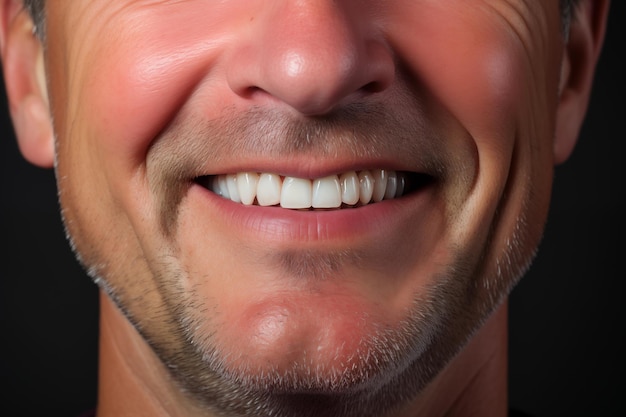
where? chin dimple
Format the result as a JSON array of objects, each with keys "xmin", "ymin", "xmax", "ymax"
[{"xmin": 199, "ymin": 170, "xmax": 421, "ymax": 210}]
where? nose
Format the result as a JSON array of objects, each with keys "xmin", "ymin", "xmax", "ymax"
[{"xmin": 226, "ymin": 1, "xmax": 395, "ymax": 116}]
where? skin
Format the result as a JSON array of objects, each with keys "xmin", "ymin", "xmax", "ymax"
[{"xmin": 0, "ymin": 0, "xmax": 609, "ymax": 416}]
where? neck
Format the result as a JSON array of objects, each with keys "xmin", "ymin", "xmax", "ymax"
[
  {"xmin": 96, "ymin": 292, "xmax": 204, "ymax": 417},
  {"xmin": 95, "ymin": 292, "xmax": 509, "ymax": 417},
  {"xmin": 400, "ymin": 301, "xmax": 509, "ymax": 417}
]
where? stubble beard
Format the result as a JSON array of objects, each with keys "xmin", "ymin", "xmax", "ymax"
[
  {"xmin": 98, "ymin": 210, "xmax": 531, "ymax": 417},
  {"xmin": 126, "ymin": 247, "xmax": 478, "ymax": 417}
]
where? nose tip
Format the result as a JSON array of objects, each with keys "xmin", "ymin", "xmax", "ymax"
[
  {"xmin": 262, "ymin": 43, "xmax": 394, "ymax": 115},
  {"xmin": 226, "ymin": 3, "xmax": 395, "ymax": 116}
]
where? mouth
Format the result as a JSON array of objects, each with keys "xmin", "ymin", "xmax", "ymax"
[{"xmin": 195, "ymin": 169, "xmax": 433, "ymax": 210}]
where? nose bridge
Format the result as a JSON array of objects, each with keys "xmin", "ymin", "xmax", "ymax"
[{"xmin": 226, "ymin": 1, "xmax": 394, "ymax": 115}]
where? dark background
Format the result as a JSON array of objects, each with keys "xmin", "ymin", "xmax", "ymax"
[{"xmin": 1, "ymin": 3, "xmax": 624, "ymax": 416}]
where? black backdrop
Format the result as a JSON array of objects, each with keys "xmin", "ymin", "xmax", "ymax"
[{"xmin": 1, "ymin": 3, "xmax": 624, "ymax": 416}]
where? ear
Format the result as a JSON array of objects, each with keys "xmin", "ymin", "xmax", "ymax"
[
  {"xmin": 1, "ymin": 0, "xmax": 54, "ymax": 168},
  {"xmin": 554, "ymin": 0, "xmax": 610, "ymax": 165}
]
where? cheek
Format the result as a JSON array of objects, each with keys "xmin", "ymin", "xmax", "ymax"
[
  {"xmin": 389, "ymin": 7, "xmax": 526, "ymax": 151},
  {"xmin": 439, "ymin": 44, "xmax": 523, "ymax": 138},
  {"xmin": 387, "ymin": 6, "xmax": 536, "ymax": 244},
  {"xmin": 385, "ymin": 5, "xmax": 554, "ymax": 277},
  {"xmin": 72, "ymin": 3, "xmax": 253, "ymax": 178},
  {"xmin": 85, "ymin": 33, "xmax": 216, "ymax": 171},
  {"xmin": 44, "ymin": 4, "xmax": 252, "ymax": 272}
]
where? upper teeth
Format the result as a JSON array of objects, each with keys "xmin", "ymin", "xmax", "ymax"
[{"xmin": 209, "ymin": 170, "xmax": 406, "ymax": 209}]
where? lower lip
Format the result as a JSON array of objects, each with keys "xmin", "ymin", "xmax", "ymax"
[{"xmin": 190, "ymin": 183, "xmax": 434, "ymax": 245}]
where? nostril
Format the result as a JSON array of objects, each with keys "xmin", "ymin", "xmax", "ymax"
[
  {"xmin": 240, "ymin": 86, "xmax": 265, "ymax": 100},
  {"xmin": 362, "ymin": 81, "xmax": 388, "ymax": 94}
]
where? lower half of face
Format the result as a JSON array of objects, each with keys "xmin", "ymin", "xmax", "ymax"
[
  {"xmin": 57, "ymin": 108, "xmax": 553, "ymax": 417},
  {"xmin": 49, "ymin": 1, "xmax": 562, "ymax": 415}
]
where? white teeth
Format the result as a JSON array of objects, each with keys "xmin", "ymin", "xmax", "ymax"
[
  {"xmin": 208, "ymin": 170, "xmax": 409, "ymax": 209},
  {"xmin": 312, "ymin": 175, "xmax": 342, "ymax": 208},
  {"xmin": 340, "ymin": 171, "xmax": 359, "ymax": 205},
  {"xmin": 371, "ymin": 169, "xmax": 387, "ymax": 202},
  {"xmin": 358, "ymin": 170, "xmax": 374, "ymax": 205},
  {"xmin": 226, "ymin": 174, "xmax": 240, "ymax": 203},
  {"xmin": 281, "ymin": 177, "xmax": 312, "ymax": 209},
  {"xmin": 237, "ymin": 172, "xmax": 259, "ymax": 205},
  {"xmin": 213, "ymin": 175, "xmax": 230, "ymax": 198},
  {"xmin": 384, "ymin": 170, "xmax": 397, "ymax": 200},
  {"xmin": 256, "ymin": 173, "xmax": 282, "ymax": 206}
]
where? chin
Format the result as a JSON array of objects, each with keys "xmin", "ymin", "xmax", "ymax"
[{"xmin": 202, "ymin": 292, "xmax": 437, "ymax": 394}]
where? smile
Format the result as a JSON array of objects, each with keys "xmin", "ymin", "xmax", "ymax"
[{"xmin": 199, "ymin": 170, "xmax": 431, "ymax": 209}]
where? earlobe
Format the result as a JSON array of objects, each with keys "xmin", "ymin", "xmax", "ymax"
[
  {"xmin": 554, "ymin": 0, "xmax": 610, "ymax": 165},
  {"xmin": 1, "ymin": 2, "xmax": 54, "ymax": 168}
]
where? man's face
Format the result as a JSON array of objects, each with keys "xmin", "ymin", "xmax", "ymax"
[{"xmin": 45, "ymin": 0, "xmax": 564, "ymax": 415}]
